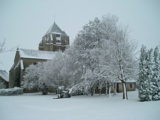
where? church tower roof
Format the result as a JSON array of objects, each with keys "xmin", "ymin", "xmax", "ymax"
[{"xmin": 46, "ymin": 22, "xmax": 66, "ymax": 35}]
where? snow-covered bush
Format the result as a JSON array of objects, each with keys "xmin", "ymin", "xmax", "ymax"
[
  {"xmin": 22, "ymin": 63, "xmax": 43, "ymax": 92},
  {"xmin": 0, "ymin": 87, "xmax": 23, "ymax": 95},
  {"xmin": 69, "ymin": 81, "xmax": 91, "ymax": 96},
  {"xmin": 22, "ymin": 52, "xmax": 73, "ymax": 92}
]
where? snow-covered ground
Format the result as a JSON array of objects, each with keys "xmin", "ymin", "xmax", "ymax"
[{"xmin": 0, "ymin": 91, "xmax": 160, "ymax": 120}]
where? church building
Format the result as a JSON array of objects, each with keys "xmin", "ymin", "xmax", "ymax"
[
  {"xmin": 9, "ymin": 22, "xmax": 136, "ymax": 93},
  {"xmin": 9, "ymin": 22, "xmax": 69, "ymax": 88}
]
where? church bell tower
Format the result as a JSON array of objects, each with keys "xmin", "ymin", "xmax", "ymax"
[{"xmin": 39, "ymin": 22, "xmax": 69, "ymax": 51}]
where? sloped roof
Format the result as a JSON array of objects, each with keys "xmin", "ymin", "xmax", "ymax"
[
  {"xmin": 19, "ymin": 48, "xmax": 58, "ymax": 60},
  {"xmin": 46, "ymin": 22, "xmax": 67, "ymax": 35},
  {"xmin": 116, "ymin": 79, "xmax": 136, "ymax": 83},
  {"xmin": 0, "ymin": 70, "xmax": 9, "ymax": 82}
]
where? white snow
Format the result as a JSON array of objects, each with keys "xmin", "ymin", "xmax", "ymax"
[
  {"xmin": 19, "ymin": 48, "xmax": 57, "ymax": 60},
  {"xmin": 0, "ymin": 87, "xmax": 23, "ymax": 95},
  {"xmin": 116, "ymin": 79, "xmax": 136, "ymax": 83},
  {"xmin": 0, "ymin": 91, "xmax": 160, "ymax": 120},
  {"xmin": 0, "ymin": 50, "xmax": 16, "ymax": 72},
  {"xmin": 14, "ymin": 60, "xmax": 20, "ymax": 70},
  {"xmin": 0, "ymin": 70, "xmax": 9, "ymax": 82}
]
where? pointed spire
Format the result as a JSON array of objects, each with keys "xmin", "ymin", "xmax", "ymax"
[
  {"xmin": 17, "ymin": 47, "xmax": 19, "ymax": 51},
  {"xmin": 46, "ymin": 22, "xmax": 66, "ymax": 35}
]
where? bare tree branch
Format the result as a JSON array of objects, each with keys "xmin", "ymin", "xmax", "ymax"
[{"xmin": 0, "ymin": 40, "xmax": 5, "ymax": 53}]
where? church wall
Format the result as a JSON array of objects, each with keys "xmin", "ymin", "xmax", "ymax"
[
  {"xmin": 9, "ymin": 68, "xmax": 14, "ymax": 88},
  {"xmin": 9, "ymin": 50, "xmax": 21, "ymax": 88},
  {"xmin": 9, "ymin": 64, "xmax": 21, "ymax": 88},
  {"xmin": 14, "ymin": 50, "xmax": 20, "ymax": 65},
  {"xmin": 0, "ymin": 78, "xmax": 8, "ymax": 89},
  {"xmin": 22, "ymin": 58, "xmax": 47, "ymax": 69}
]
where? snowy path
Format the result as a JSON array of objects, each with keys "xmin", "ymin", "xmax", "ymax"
[{"xmin": 0, "ymin": 91, "xmax": 160, "ymax": 120}]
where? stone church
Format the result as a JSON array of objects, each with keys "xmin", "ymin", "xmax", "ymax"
[
  {"xmin": 9, "ymin": 22, "xmax": 136, "ymax": 92},
  {"xmin": 9, "ymin": 22, "xmax": 69, "ymax": 88}
]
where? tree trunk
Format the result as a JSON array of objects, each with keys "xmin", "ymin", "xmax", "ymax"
[
  {"xmin": 122, "ymin": 82, "xmax": 128, "ymax": 99},
  {"xmin": 99, "ymin": 88, "xmax": 101, "ymax": 95},
  {"xmin": 113, "ymin": 83, "xmax": 117, "ymax": 95},
  {"xmin": 93, "ymin": 88, "xmax": 95, "ymax": 95},
  {"xmin": 91, "ymin": 87, "xmax": 94, "ymax": 96},
  {"xmin": 105, "ymin": 87, "xmax": 107, "ymax": 95},
  {"xmin": 108, "ymin": 85, "xmax": 111, "ymax": 97},
  {"xmin": 107, "ymin": 82, "xmax": 110, "ymax": 96},
  {"xmin": 125, "ymin": 82, "xmax": 128, "ymax": 99}
]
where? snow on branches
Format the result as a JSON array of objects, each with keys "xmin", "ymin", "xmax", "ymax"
[
  {"xmin": 138, "ymin": 46, "xmax": 160, "ymax": 101},
  {"xmin": 22, "ymin": 15, "xmax": 137, "ymax": 99}
]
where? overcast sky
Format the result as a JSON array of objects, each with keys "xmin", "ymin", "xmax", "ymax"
[{"xmin": 0, "ymin": 0, "xmax": 160, "ymax": 71}]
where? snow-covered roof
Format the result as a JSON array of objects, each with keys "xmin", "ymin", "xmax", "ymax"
[
  {"xmin": 19, "ymin": 48, "xmax": 57, "ymax": 60},
  {"xmin": 46, "ymin": 22, "xmax": 67, "ymax": 35},
  {"xmin": 0, "ymin": 70, "xmax": 9, "ymax": 82},
  {"xmin": 116, "ymin": 79, "xmax": 136, "ymax": 83}
]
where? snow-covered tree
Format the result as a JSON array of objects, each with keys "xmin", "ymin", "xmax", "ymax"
[
  {"xmin": 22, "ymin": 15, "xmax": 137, "ymax": 99},
  {"xmin": 108, "ymin": 27, "xmax": 137, "ymax": 99},
  {"xmin": 72, "ymin": 18, "xmax": 103, "ymax": 95},
  {"xmin": 138, "ymin": 46, "xmax": 160, "ymax": 101},
  {"xmin": 146, "ymin": 49, "xmax": 154, "ymax": 100},
  {"xmin": 39, "ymin": 52, "xmax": 66, "ymax": 89},
  {"xmin": 151, "ymin": 47, "xmax": 160, "ymax": 100},
  {"xmin": 22, "ymin": 62, "xmax": 44, "ymax": 91},
  {"xmin": 138, "ymin": 46, "xmax": 150, "ymax": 101},
  {"xmin": 72, "ymin": 15, "xmax": 137, "ymax": 98}
]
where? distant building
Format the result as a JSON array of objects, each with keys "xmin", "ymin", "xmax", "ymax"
[
  {"xmin": 9, "ymin": 48, "xmax": 57, "ymax": 88},
  {"xmin": 71, "ymin": 80, "xmax": 136, "ymax": 95},
  {"xmin": 9, "ymin": 22, "xmax": 69, "ymax": 88},
  {"xmin": 115, "ymin": 80, "xmax": 136, "ymax": 92},
  {"xmin": 0, "ymin": 70, "xmax": 9, "ymax": 89},
  {"xmin": 93, "ymin": 80, "xmax": 136, "ymax": 94},
  {"xmin": 39, "ymin": 22, "xmax": 69, "ymax": 51}
]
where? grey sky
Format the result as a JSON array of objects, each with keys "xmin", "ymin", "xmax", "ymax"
[{"xmin": 0, "ymin": 0, "xmax": 160, "ymax": 71}]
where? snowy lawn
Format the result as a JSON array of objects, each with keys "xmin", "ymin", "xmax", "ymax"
[{"xmin": 0, "ymin": 91, "xmax": 160, "ymax": 120}]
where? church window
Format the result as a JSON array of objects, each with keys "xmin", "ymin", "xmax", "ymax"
[
  {"xmin": 56, "ymin": 34, "xmax": 61, "ymax": 41},
  {"xmin": 50, "ymin": 34, "xmax": 53, "ymax": 40}
]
